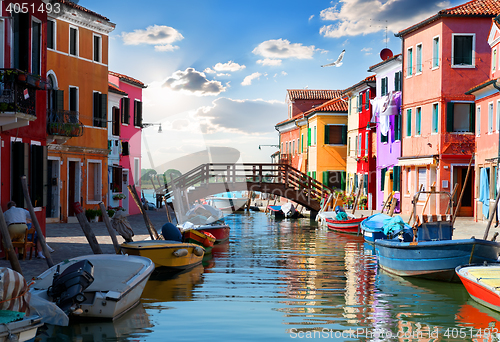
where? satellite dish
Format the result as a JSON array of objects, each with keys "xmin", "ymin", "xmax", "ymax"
[{"xmin": 380, "ymin": 48, "xmax": 393, "ymax": 61}]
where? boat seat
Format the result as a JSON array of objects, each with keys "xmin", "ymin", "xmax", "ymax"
[
  {"xmin": 416, "ymin": 214, "xmax": 452, "ymax": 226},
  {"xmin": 85, "ymin": 260, "xmax": 144, "ymax": 293}
]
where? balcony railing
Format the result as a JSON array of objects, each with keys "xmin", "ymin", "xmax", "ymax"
[
  {"xmin": 47, "ymin": 109, "xmax": 84, "ymax": 137},
  {"xmin": 0, "ymin": 69, "xmax": 40, "ymax": 116}
]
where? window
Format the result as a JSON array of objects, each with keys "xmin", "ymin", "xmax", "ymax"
[
  {"xmin": 312, "ymin": 171, "xmax": 316, "ymax": 180},
  {"xmin": 365, "ymin": 132, "xmax": 368, "ymax": 156},
  {"xmin": 381, "ymin": 168, "xmax": 387, "ymax": 191},
  {"xmin": 93, "ymin": 92, "xmax": 107, "ymax": 128},
  {"xmin": 416, "ymin": 43, "xmax": 422, "ymax": 74},
  {"xmin": 493, "ymin": 49, "xmax": 497, "ymax": 73},
  {"xmin": 407, "ymin": 47, "xmax": 413, "ymax": 76},
  {"xmin": 394, "ymin": 71, "xmax": 402, "ymax": 91},
  {"xmin": 121, "ymin": 97, "xmax": 130, "ymax": 125},
  {"xmin": 313, "ymin": 126, "xmax": 316, "ymax": 145},
  {"xmin": 489, "ymin": 102, "xmax": 494, "ymax": 133},
  {"xmin": 357, "ymin": 94, "xmax": 362, "ymax": 112},
  {"xmin": 324, "ymin": 125, "xmax": 347, "ymax": 145},
  {"xmin": 418, "ymin": 167, "xmax": 427, "ymax": 201},
  {"xmin": 31, "ymin": 19, "xmax": 41, "ymax": 75},
  {"xmin": 69, "ymin": 26, "xmax": 78, "ymax": 56},
  {"xmin": 87, "ymin": 161, "xmax": 102, "ymax": 202},
  {"xmin": 30, "ymin": 144, "xmax": 46, "ymax": 207},
  {"xmin": 416, "ymin": 107, "xmax": 421, "ymax": 136},
  {"xmin": 432, "ymin": 103, "xmax": 439, "ymax": 133},
  {"xmin": 307, "ymin": 128, "xmax": 311, "ymax": 146},
  {"xmin": 348, "ymin": 137, "xmax": 351, "ymax": 155},
  {"xmin": 357, "ymin": 134, "xmax": 361, "ymax": 156},
  {"xmin": 292, "ymin": 140, "xmax": 295, "ymax": 155},
  {"xmin": 446, "ymin": 102, "xmax": 475, "ymax": 133},
  {"xmin": 69, "ymin": 86, "xmax": 78, "ymax": 112},
  {"xmin": 122, "ymin": 141, "xmax": 129, "ymax": 156},
  {"xmin": 13, "ymin": 13, "xmax": 29, "ymax": 71},
  {"xmin": 393, "ymin": 166, "xmax": 401, "ymax": 192},
  {"xmin": 301, "ymin": 134, "xmax": 304, "ymax": 152},
  {"xmin": 93, "ymin": 34, "xmax": 101, "ymax": 63},
  {"xmin": 497, "ymin": 100, "xmax": 500, "ymax": 132},
  {"xmin": 452, "ymin": 34, "xmax": 474, "ymax": 67},
  {"xmin": 288, "ymin": 104, "xmax": 292, "ymax": 118},
  {"xmin": 112, "ymin": 106, "xmax": 120, "ymax": 136},
  {"xmin": 394, "ymin": 114, "xmax": 402, "ymax": 140},
  {"xmin": 111, "ymin": 166, "xmax": 123, "ymax": 193},
  {"xmin": 323, "ymin": 171, "xmax": 346, "ymax": 190},
  {"xmin": 381, "ymin": 132, "xmax": 388, "ymax": 143},
  {"xmin": 134, "ymin": 100, "xmax": 143, "ymax": 127},
  {"xmin": 47, "ymin": 19, "xmax": 56, "ymax": 50},
  {"xmin": 477, "ymin": 105, "xmax": 481, "ymax": 136},
  {"xmin": 365, "ymin": 91, "xmax": 369, "ymax": 110},
  {"xmin": 381, "ymin": 77, "xmax": 388, "ymax": 96},
  {"xmin": 134, "ymin": 158, "xmax": 140, "ymax": 186},
  {"xmin": 433, "ymin": 36, "xmax": 439, "ymax": 68},
  {"xmin": 406, "ymin": 168, "xmax": 412, "ymax": 194},
  {"xmin": 406, "ymin": 109, "xmax": 412, "ymax": 136}
]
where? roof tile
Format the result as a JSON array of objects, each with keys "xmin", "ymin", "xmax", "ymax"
[
  {"xmin": 109, "ymin": 71, "xmax": 147, "ymax": 88},
  {"xmin": 108, "ymin": 82, "xmax": 128, "ymax": 95},
  {"xmin": 287, "ymin": 89, "xmax": 342, "ymax": 101},
  {"xmin": 54, "ymin": 0, "xmax": 110, "ymax": 21}
]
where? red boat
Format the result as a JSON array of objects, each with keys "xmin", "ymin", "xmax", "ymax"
[
  {"xmin": 197, "ymin": 224, "xmax": 230, "ymax": 243},
  {"xmin": 456, "ymin": 264, "xmax": 500, "ymax": 312},
  {"xmin": 324, "ymin": 216, "xmax": 365, "ymax": 234}
]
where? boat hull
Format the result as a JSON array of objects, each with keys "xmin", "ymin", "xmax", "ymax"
[
  {"xmin": 456, "ymin": 264, "xmax": 500, "ymax": 312},
  {"xmin": 325, "ymin": 217, "xmax": 365, "ymax": 234},
  {"xmin": 182, "ymin": 229, "xmax": 215, "ymax": 250},
  {"xmin": 121, "ymin": 240, "xmax": 204, "ymax": 269},
  {"xmin": 375, "ymin": 239, "xmax": 500, "ymax": 282},
  {"xmin": 196, "ymin": 224, "xmax": 230, "ymax": 243},
  {"xmin": 0, "ymin": 316, "xmax": 42, "ymax": 342},
  {"xmin": 31, "ymin": 254, "xmax": 154, "ymax": 320},
  {"xmin": 208, "ymin": 197, "xmax": 248, "ymax": 211}
]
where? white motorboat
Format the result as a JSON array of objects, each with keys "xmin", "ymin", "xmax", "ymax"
[
  {"xmin": 206, "ymin": 194, "xmax": 248, "ymax": 211},
  {"xmin": 30, "ymin": 254, "xmax": 154, "ymax": 320},
  {"xmin": 0, "ymin": 314, "xmax": 43, "ymax": 342}
]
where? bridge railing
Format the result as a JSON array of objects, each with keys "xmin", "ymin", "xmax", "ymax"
[{"xmin": 164, "ymin": 163, "xmax": 332, "ymax": 205}]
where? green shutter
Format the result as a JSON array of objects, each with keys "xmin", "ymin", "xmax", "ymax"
[
  {"xmin": 446, "ymin": 102, "xmax": 454, "ymax": 132},
  {"xmin": 93, "ymin": 92, "xmax": 100, "ymax": 126},
  {"xmin": 365, "ymin": 91, "xmax": 369, "ymax": 109},
  {"xmin": 406, "ymin": 109, "xmax": 412, "ymax": 136},
  {"xmin": 381, "ymin": 78, "xmax": 385, "ymax": 96},
  {"xmin": 393, "ymin": 166, "xmax": 401, "ymax": 192},
  {"xmin": 308, "ymin": 128, "xmax": 311, "ymax": 146},
  {"xmin": 100, "ymin": 93, "xmax": 107, "ymax": 128},
  {"xmin": 416, "ymin": 108, "xmax": 421, "ymax": 135},
  {"xmin": 301, "ymin": 134, "xmax": 304, "ymax": 152},
  {"xmin": 381, "ymin": 167, "xmax": 387, "ymax": 191},
  {"xmin": 314, "ymin": 126, "xmax": 317, "ymax": 144},
  {"xmin": 341, "ymin": 125, "xmax": 347, "ymax": 145},
  {"xmin": 340, "ymin": 171, "xmax": 346, "ymax": 191},
  {"xmin": 313, "ymin": 171, "xmax": 316, "ymax": 180},
  {"xmin": 324, "ymin": 125, "xmax": 330, "ymax": 144},
  {"xmin": 394, "ymin": 115, "xmax": 401, "ymax": 140},
  {"xmin": 307, "ymin": 171, "xmax": 311, "ymax": 177},
  {"xmin": 470, "ymin": 103, "xmax": 476, "ymax": 133},
  {"xmin": 381, "ymin": 133, "xmax": 388, "ymax": 143},
  {"xmin": 432, "ymin": 104, "xmax": 438, "ymax": 133},
  {"xmin": 323, "ymin": 171, "xmax": 329, "ymax": 187},
  {"xmin": 54, "ymin": 90, "xmax": 64, "ymax": 111}
]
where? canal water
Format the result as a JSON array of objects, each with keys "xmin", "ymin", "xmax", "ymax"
[{"xmin": 42, "ymin": 211, "xmax": 500, "ymax": 341}]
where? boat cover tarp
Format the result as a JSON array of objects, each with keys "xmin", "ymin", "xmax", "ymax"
[
  {"xmin": 111, "ymin": 211, "xmax": 135, "ymax": 242},
  {"xmin": 336, "ymin": 212, "xmax": 348, "ymax": 221},
  {"xmin": 361, "ymin": 213, "xmax": 392, "ymax": 230},
  {"xmin": 0, "ymin": 310, "xmax": 24, "ymax": 324},
  {"xmin": 383, "ymin": 216, "xmax": 408, "ymax": 235},
  {"xmin": 0, "ymin": 268, "xmax": 30, "ymax": 314}
]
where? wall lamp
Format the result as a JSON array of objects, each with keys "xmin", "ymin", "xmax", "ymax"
[
  {"xmin": 259, "ymin": 144, "xmax": 279, "ymax": 150},
  {"xmin": 142, "ymin": 122, "xmax": 162, "ymax": 133}
]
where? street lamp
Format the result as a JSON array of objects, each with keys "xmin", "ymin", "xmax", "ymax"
[
  {"xmin": 258, "ymin": 144, "xmax": 279, "ymax": 150},
  {"xmin": 142, "ymin": 122, "xmax": 162, "ymax": 133}
]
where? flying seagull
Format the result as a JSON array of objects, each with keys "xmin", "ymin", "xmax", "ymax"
[{"xmin": 321, "ymin": 50, "xmax": 345, "ymax": 67}]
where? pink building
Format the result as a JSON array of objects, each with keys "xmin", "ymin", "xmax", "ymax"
[
  {"xmin": 396, "ymin": 0, "xmax": 500, "ymax": 217},
  {"xmin": 108, "ymin": 71, "xmax": 146, "ymax": 215},
  {"xmin": 467, "ymin": 16, "xmax": 500, "ymax": 221}
]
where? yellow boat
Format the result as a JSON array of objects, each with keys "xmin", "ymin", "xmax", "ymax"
[{"xmin": 120, "ymin": 240, "xmax": 204, "ymax": 269}]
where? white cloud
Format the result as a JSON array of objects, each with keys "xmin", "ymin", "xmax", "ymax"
[
  {"xmin": 121, "ymin": 25, "xmax": 184, "ymax": 51},
  {"xmin": 252, "ymin": 39, "xmax": 317, "ymax": 61},
  {"xmin": 257, "ymin": 58, "xmax": 282, "ymax": 66},
  {"xmin": 195, "ymin": 97, "xmax": 286, "ymax": 134},
  {"xmin": 204, "ymin": 68, "xmax": 216, "ymax": 74},
  {"xmin": 213, "ymin": 61, "xmax": 246, "ymax": 72},
  {"xmin": 361, "ymin": 47, "xmax": 373, "ymax": 55},
  {"xmin": 309, "ymin": 15, "xmax": 315, "ymax": 21},
  {"xmin": 319, "ymin": 0, "xmax": 451, "ymax": 38},
  {"xmin": 241, "ymin": 72, "xmax": 262, "ymax": 86},
  {"xmin": 163, "ymin": 68, "xmax": 226, "ymax": 96}
]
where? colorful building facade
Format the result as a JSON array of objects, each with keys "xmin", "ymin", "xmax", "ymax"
[
  {"xmin": 342, "ymin": 76, "xmax": 377, "ymax": 209},
  {"xmin": 46, "ymin": 1, "xmax": 115, "ymax": 222},
  {"xmin": 368, "ymin": 54, "xmax": 403, "ymax": 212},
  {"xmin": 0, "ymin": 0, "xmax": 48, "ymax": 232},
  {"xmin": 396, "ymin": 1, "xmax": 500, "ymax": 216},
  {"xmin": 108, "ymin": 71, "xmax": 146, "ymax": 216}
]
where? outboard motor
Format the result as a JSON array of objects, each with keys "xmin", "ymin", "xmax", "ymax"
[{"xmin": 47, "ymin": 259, "xmax": 94, "ymax": 315}]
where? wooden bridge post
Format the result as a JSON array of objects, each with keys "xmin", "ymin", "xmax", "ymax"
[
  {"xmin": 284, "ymin": 165, "xmax": 289, "ymax": 188},
  {"xmin": 253, "ymin": 165, "xmax": 256, "ymax": 182},
  {"xmin": 259, "ymin": 165, "xmax": 263, "ymax": 183}
]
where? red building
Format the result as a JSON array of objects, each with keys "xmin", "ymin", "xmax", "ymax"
[{"xmin": 0, "ymin": 1, "xmax": 48, "ymax": 232}]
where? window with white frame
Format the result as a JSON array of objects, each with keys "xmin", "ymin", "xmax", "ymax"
[
  {"xmin": 69, "ymin": 86, "xmax": 78, "ymax": 113},
  {"xmin": 31, "ymin": 18, "xmax": 41, "ymax": 75},
  {"xmin": 288, "ymin": 104, "xmax": 292, "ymax": 118},
  {"xmin": 452, "ymin": 34, "xmax": 475, "ymax": 67},
  {"xmin": 69, "ymin": 26, "xmax": 78, "ymax": 56},
  {"xmin": 407, "ymin": 47, "xmax": 413, "ymax": 76},
  {"xmin": 416, "ymin": 107, "xmax": 422, "ymax": 136},
  {"xmin": 406, "ymin": 168, "xmax": 412, "ymax": 194},
  {"xmin": 357, "ymin": 134, "xmax": 361, "ymax": 156},
  {"xmin": 93, "ymin": 34, "xmax": 101, "ymax": 63},
  {"xmin": 432, "ymin": 36, "xmax": 439, "ymax": 68},
  {"xmin": 432, "ymin": 103, "xmax": 439, "ymax": 133},
  {"xmin": 477, "ymin": 105, "xmax": 481, "ymax": 136},
  {"xmin": 416, "ymin": 43, "xmax": 422, "ymax": 74},
  {"xmin": 47, "ymin": 19, "xmax": 56, "ymax": 50},
  {"xmin": 489, "ymin": 102, "xmax": 494, "ymax": 133},
  {"xmin": 493, "ymin": 48, "xmax": 497, "ymax": 73},
  {"xmin": 417, "ymin": 167, "xmax": 427, "ymax": 201},
  {"xmin": 365, "ymin": 132, "xmax": 368, "ymax": 156}
]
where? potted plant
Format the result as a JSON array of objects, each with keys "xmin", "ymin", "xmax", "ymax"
[
  {"xmin": 113, "ymin": 193, "xmax": 126, "ymax": 200},
  {"xmin": 359, "ymin": 195, "xmax": 368, "ymax": 210},
  {"xmin": 85, "ymin": 208, "xmax": 98, "ymax": 222}
]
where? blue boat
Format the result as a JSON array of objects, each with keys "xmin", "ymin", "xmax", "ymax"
[
  {"xmin": 375, "ymin": 190, "xmax": 500, "ymax": 282},
  {"xmin": 361, "ymin": 213, "xmax": 412, "ymax": 244}
]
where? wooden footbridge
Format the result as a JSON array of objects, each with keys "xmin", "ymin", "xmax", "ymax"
[{"xmin": 161, "ymin": 163, "xmax": 332, "ymax": 212}]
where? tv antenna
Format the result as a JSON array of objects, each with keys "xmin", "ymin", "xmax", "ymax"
[{"xmin": 369, "ymin": 19, "xmax": 389, "ymax": 47}]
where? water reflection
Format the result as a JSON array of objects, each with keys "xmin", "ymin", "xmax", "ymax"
[{"xmin": 47, "ymin": 212, "xmax": 500, "ymax": 341}]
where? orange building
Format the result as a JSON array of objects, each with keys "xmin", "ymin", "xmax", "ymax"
[{"xmin": 45, "ymin": 1, "xmax": 115, "ymax": 222}]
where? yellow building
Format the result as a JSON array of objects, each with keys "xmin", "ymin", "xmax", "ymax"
[
  {"xmin": 46, "ymin": 1, "xmax": 115, "ymax": 222},
  {"xmin": 296, "ymin": 98, "xmax": 348, "ymax": 189}
]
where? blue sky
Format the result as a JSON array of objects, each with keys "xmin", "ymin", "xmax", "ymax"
[{"xmin": 82, "ymin": 0, "xmax": 463, "ymax": 171}]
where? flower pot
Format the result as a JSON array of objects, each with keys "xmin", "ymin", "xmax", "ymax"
[{"xmin": 18, "ymin": 74, "xmax": 26, "ymax": 82}]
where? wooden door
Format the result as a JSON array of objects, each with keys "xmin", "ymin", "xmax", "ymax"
[{"xmin": 453, "ymin": 166, "xmax": 474, "ymax": 216}]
